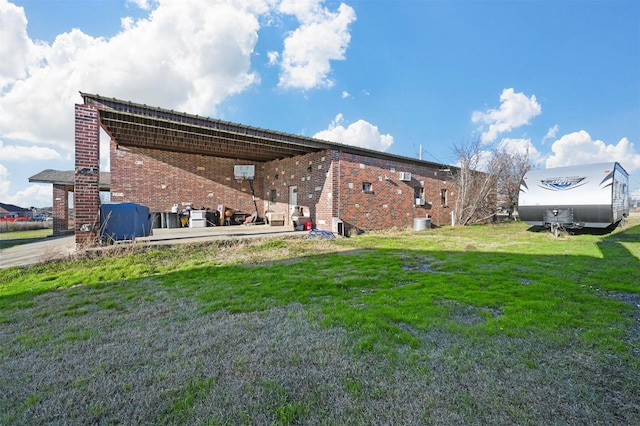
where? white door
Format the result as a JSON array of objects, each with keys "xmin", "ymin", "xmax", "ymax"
[{"xmin": 289, "ymin": 186, "xmax": 297, "ymax": 220}]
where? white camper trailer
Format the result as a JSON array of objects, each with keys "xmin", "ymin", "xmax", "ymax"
[{"xmin": 518, "ymin": 162, "xmax": 629, "ymax": 235}]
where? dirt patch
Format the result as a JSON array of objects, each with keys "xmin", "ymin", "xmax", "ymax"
[
  {"xmin": 608, "ymin": 292, "xmax": 640, "ymax": 354},
  {"xmin": 432, "ymin": 298, "xmax": 503, "ymax": 326},
  {"xmin": 400, "ymin": 253, "xmax": 444, "ymax": 272}
]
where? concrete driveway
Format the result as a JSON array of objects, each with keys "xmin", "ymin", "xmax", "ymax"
[
  {"xmin": 1, "ymin": 235, "xmax": 76, "ymax": 268},
  {"xmin": 0, "ymin": 224, "xmax": 304, "ymax": 269}
]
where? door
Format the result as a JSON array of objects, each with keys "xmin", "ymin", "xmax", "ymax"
[{"xmin": 289, "ymin": 186, "xmax": 297, "ymax": 221}]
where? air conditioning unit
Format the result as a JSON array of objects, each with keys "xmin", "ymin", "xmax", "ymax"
[
  {"xmin": 415, "ymin": 198, "xmax": 426, "ymax": 206},
  {"xmin": 399, "ymin": 172, "xmax": 412, "ymax": 181}
]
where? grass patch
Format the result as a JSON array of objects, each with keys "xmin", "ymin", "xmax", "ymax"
[
  {"xmin": 0, "ymin": 217, "xmax": 639, "ymax": 424},
  {"xmin": 162, "ymin": 377, "xmax": 216, "ymax": 424},
  {"xmin": 0, "ymin": 228, "xmax": 53, "ymax": 241},
  {"xmin": 0, "ymin": 228, "xmax": 53, "ymax": 249}
]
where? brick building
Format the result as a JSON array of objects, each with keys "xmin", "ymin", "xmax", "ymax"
[{"xmin": 71, "ymin": 93, "xmax": 455, "ymax": 244}]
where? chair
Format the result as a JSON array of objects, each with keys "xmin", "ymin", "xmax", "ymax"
[
  {"xmin": 243, "ymin": 211, "xmax": 258, "ymax": 225},
  {"xmin": 265, "ymin": 211, "xmax": 285, "ymax": 226}
]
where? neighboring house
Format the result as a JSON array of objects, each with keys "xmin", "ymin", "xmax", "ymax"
[
  {"xmin": 0, "ymin": 203, "xmax": 31, "ymax": 220},
  {"xmin": 68, "ymin": 93, "xmax": 457, "ymax": 244}
]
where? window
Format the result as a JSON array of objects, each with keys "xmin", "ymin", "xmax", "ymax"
[
  {"xmin": 414, "ymin": 187, "xmax": 425, "ymax": 205},
  {"xmin": 269, "ymin": 189, "xmax": 277, "ymax": 204},
  {"xmin": 441, "ymin": 189, "xmax": 448, "ymax": 207},
  {"xmin": 362, "ymin": 182, "xmax": 372, "ymax": 192}
]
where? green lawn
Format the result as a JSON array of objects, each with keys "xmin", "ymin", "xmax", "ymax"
[
  {"xmin": 0, "ymin": 228, "xmax": 53, "ymax": 249},
  {"xmin": 1, "ymin": 218, "xmax": 639, "ymax": 425}
]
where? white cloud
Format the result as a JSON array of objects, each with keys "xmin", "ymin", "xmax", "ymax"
[
  {"xmin": 0, "ymin": 140, "xmax": 61, "ymax": 161},
  {"xmin": 0, "ymin": 164, "xmax": 51, "ymax": 207},
  {"xmin": 7, "ymin": 184, "xmax": 52, "ymax": 208},
  {"xmin": 0, "ymin": 0, "xmax": 276, "ymax": 150},
  {"xmin": 472, "ymin": 88, "xmax": 542, "ymax": 143},
  {"xmin": 126, "ymin": 0, "xmax": 157, "ymax": 11},
  {"xmin": 313, "ymin": 114, "xmax": 393, "ymax": 152},
  {"xmin": 498, "ymin": 138, "xmax": 543, "ymax": 164},
  {"xmin": 121, "ymin": 16, "xmax": 136, "ymax": 31},
  {"xmin": 0, "ymin": 0, "xmax": 354, "ymax": 152},
  {"xmin": 542, "ymin": 124, "xmax": 559, "ymax": 143},
  {"xmin": 100, "ymin": 129, "xmax": 111, "ymax": 172},
  {"xmin": 451, "ymin": 148, "xmax": 493, "ymax": 173},
  {"xmin": 545, "ymin": 130, "xmax": 640, "ymax": 173},
  {"xmin": 0, "ymin": 0, "xmax": 38, "ymax": 88},
  {"xmin": 0, "ymin": 163, "xmax": 9, "ymax": 196},
  {"xmin": 277, "ymin": 1, "xmax": 356, "ymax": 89},
  {"xmin": 341, "ymin": 91, "xmax": 350, "ymax": 98},
  {"xmin": 278, "ymin": 0, "xmax": 322, "ymax": 19},
  {"xmin": 267, "ymin": 50, "xmax": 279, "ymax": 65}
]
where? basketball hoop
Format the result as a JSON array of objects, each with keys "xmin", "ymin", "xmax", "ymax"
[
  {"xmin": 234, "ymin": 165, "xmax": 254, "ymax": 182},
  {"xmin": 233, "ymin": 165, "xmax": 259, "ymax": 216}
]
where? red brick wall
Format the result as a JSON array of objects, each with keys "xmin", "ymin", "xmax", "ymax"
[
  {"xmin": 109, "ymin": 141, "xmax": 454, "ymax": 233},
  {"xmin": 262, "ymin": 150, "xmax": 335, "ymax": 228},
  {"xmin": 110, "ymin": 141, "xmax": 263, "ymax": 216},
  {"xmin": 74, "ymin": 104, "xmax": 100, "ymax": 244},
  {"xmin": 52, "ymin": 184, "xmax": 70, "ymax": 236},
  {"xmin": 336, "ymin": 152, "xmax": 453, "ymax": 231},
  {"xmin": 262, "ymin": 149, "xmax": 453, "ymax": 232}
]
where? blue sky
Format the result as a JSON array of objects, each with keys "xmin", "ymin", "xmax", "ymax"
[{"xmin": 1, "ymin": 0, "xmax": 639, "ymax": 208}]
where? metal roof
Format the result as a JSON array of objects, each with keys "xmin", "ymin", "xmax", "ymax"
[
  {"xmin": 80, "ymin": 92, "xmax": 441, "ymax": 166},
  {"xmin": 29, "ymin": 169, "xmax": 111, "ymax": 191}
]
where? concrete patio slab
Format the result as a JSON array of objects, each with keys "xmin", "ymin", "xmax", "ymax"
[{"xmin": 0, "ymin": 224, "xmax": 304, "ymax": 269}]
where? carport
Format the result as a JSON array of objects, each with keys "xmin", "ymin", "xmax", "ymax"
[{"xmin": 74, "ymin": 93, "xmax": 343, "ymax": 245}]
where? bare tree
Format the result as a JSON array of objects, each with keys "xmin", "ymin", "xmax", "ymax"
[
  {"xmin": 449, "ymin": 139, "xmax": 496, "ymax": 226},
  {"xmin": 495, "ymin": 149, "xmax": 530, "ymax": 220},
  {"xmin": 449, "ymin": 139, "xmax": 531, "ymax": 225},
  {"xmin": 450, "ymin": 140, "xmax": 522, "ymax": 226}
]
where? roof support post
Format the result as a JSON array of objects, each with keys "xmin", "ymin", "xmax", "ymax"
[{"xmin": 74, "ymin": 104, "xmax": 100, "ymax": 246}]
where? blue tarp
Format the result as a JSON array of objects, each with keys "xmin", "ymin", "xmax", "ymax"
[{"xmin": 100, "ymin": 203, "xmax": 152, "ymax": 241}]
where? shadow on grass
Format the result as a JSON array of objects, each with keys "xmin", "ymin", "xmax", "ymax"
[
  {"xmin": 526, "ymin": 222, "xmax": 621, "ymax": 236},
  {"xmin": 2, "ymin": 225, "xmax": 639, "ymax": 331}
]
